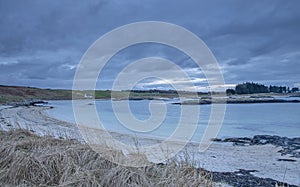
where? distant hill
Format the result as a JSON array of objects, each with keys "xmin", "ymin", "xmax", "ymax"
[
  {"xmin": 0, "ymin": 85, "xmax": 183, "ymax": 104},
  {"xmin": 0, "ymin": 85, "xmax": 72, "ymax": 104}
]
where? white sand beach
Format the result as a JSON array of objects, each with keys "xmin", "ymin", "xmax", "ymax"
[{"xmin": 0, "ymin": 105, "xmax": 299, "ymax": 185}]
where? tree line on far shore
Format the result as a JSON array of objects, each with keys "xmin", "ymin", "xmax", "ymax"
[{"xmin": 226, "ymin": 82, "xmax": 300, "ymax": 95}]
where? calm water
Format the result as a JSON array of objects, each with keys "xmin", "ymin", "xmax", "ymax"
[{"xmin": 47, "ymin": 100, "xmax": 300, "ymax": 141}]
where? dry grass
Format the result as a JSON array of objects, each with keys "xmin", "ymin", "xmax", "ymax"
[{"xmin": 0, "ymin": 129, "xmax": 212, "ymax": 187}]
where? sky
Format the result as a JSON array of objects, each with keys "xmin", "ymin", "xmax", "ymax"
[{"xmin": 0, "ymin": 0, "xmax": 300, "ymax": 91}]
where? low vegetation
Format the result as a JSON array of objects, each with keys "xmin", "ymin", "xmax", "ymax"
[
  {"xmin": 0, "ymin": 129, "xmax": 212, "ymax": 186},
  {"xmin": 0, "ymin": 85, "xmax": 72, "ymax": 103},
  {"xmin": 0, "ymin": 85, "xmax": 197, "ymax": 104},
  {"xmin": 227, "ymin": 82, "xmax": 300, "ymax": 95}
]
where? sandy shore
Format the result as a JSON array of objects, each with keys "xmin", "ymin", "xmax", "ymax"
[
  {"xmin": 0, "ymin": 106, "xmax": 81, "ymax": 140},
  {"xmin": 0, "ymin": 105, "xmax": 299, "ymax": 185}
]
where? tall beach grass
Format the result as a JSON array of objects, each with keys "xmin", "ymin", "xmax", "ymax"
[{"xmin": 0, "ymin": 129, "xmax": 212, "ymax": 186}]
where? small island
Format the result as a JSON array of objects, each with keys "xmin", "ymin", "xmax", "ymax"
[{"xmin": 173, "ymin": 82, "xmax": 300, "ymax": 105}]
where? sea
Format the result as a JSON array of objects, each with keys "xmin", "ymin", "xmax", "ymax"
[{"xmin": 46, "ymin": 99, "xmax": 300, "ymax": 142}]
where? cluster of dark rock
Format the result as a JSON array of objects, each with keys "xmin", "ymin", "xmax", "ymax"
[
  {"xmin": 212, "ymin": 135, "xmax": 300, "ymax": 159},
  {"xmin": 211, "ymin": 169, "xmax": 298, "ymax": 187},
  {"xmin": 5, "ymin": 100, "xmax": 48, "ymax": 107}
]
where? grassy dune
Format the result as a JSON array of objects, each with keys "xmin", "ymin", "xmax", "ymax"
[{"xmin": 0, "ymin": 129, "xmax": 212, "ymax": 186}]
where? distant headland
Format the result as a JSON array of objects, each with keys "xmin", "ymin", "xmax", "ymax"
[{"xmin": 0, "ymin": 83, "xmax": 299, "ymax": 105}]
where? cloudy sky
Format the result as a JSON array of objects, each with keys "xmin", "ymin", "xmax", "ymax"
[{"xmin": 0, "ymin": 0, "xmax": 300, "ymax": 91}]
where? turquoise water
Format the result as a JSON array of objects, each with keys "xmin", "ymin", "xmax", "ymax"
[{"xmin": 47, "ymin": 100, "xmax": 300, "ymax": 141}]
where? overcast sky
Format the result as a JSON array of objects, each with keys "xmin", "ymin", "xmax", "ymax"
[{"xmin": 0, "ymin": 0, "xmax": 300, "ymax": 90}]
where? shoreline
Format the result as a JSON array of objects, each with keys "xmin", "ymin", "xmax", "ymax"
[
  {"xmin": 173, "ymin": 96, "xmax": 300, "ymax": 105},
  {"xmin": 0, "ymin": 105, "xmax": 299, "ymax": 186}
]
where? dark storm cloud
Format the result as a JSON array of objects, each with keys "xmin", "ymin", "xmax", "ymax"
[
  {"xmin": 205, "ymin": 1, "xmax": 300, "ymax": 64},
  {"xmin": 1, "ymin": 2, "xmax": 105, "ymax": 64},
  {"xmin": 0, "ymin": 0, "xmax": 299, "ymax": 89}
]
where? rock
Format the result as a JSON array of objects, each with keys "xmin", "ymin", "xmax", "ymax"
[
  {"xmin": 292, "ymin": 137, "xmax": 300, "ymax": 144},
  {"xmin": 216, "ymin": 135, "xmax": 300, "ymax": 158},
  {"xmin": 223, "ymin": 137, "xmax": 252, "ymax": 145},
  {"xmin": 211, "ymin": 169, "xmax": 297, "ymax": 187},
  {"xmin": 6, "ymin": 100, "xmax": 48, "ymax": 107},
  {"xmin": 277, "ymin": 158, "xmax": 297, "ymax": 162},
  {"xmin": 211, "ymin": 138, "xmax": 222, "ymax": 142},
  {"xmin": 224, "ymin": 138, "xmax": 240, "ymax": 142}
]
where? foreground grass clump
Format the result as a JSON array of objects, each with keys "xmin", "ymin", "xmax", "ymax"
[{"xmin": 0, "ymin": 129, "xmax": 212, "ymax": 186}]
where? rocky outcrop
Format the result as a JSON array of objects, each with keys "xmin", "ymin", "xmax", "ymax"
[
  {"xmin": 212, "ymin": 135, "xmax": 300, "ymax": 158},
  {"xmin": 5, "ymin": 100, "xmax": 48, "ymax": 107},
  {"xmin": 211, "ymin": 169, "xmax": 299, "ymax": 187},
  {"xmin": 173, "ymin": 97, "xmax": 300, "ymax": 105}
]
